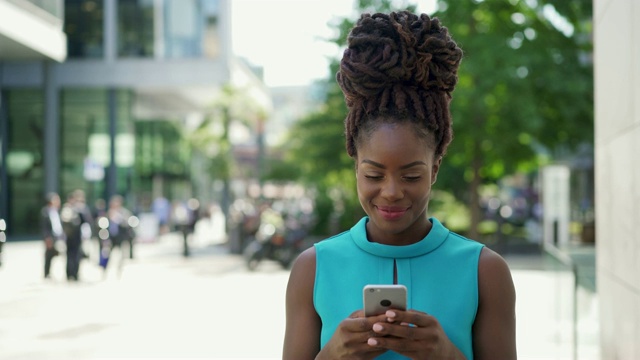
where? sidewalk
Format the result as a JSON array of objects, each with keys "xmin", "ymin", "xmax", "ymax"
[
  {"xmin": 504, "ymin": 251, "xmax": 600, "ymax": 360},
  {"xmin": 0, "ymin": 235, "xmax": 286, "ymax": 360},
  {"xmin": 0, "ymin": 238, "xmax": 600, "ymax": 359}
]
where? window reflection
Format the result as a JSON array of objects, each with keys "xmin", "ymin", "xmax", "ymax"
[
  {"xmin": 118, "ymin": 0, "xmax": 155, "ymax": 57},
  {"xmin": 60, "ymin": 89, "xmax": 135, "ymax": 206},
  {"xmin": 201, "ymin": 0, "xmax": 220, "ymax": 58},
  {"xmin": 65, "ymin": 0, "xmax": 105, "ymax": 58},
  {"xmin": 5, "ymin": 90, "xmax": 44, "ymax": 236},
  {"xmin": 64, "ymin": 0, "xmax": 220, "ymax": 60}
]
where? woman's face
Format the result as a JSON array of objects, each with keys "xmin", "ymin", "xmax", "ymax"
[{"xmin": 356, "ymin": 122, "xmax": 441, "ymax": 245}]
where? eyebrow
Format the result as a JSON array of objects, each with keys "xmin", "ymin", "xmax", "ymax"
[{"xmin": 361, "ymin": 159, "xmax": 427, "ymax": 170}]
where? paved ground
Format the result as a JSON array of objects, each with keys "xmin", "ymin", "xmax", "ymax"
[{"xmin": 0, "ymin": 235, "xmax": 600, "ymax": 359}]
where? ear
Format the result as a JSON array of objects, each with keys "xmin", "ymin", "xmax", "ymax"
[{"xmin": 431, "ymin": 156, "xmax": 443, "ymax": 185}]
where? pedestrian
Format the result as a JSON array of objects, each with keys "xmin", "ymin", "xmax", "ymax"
[
  {"xmin": 60, "ymin": 190, "xmax": 92, "ymax": 281},
  {"xmin": 283, "ymin": 11, "xmax": 516, "ymax": 359},
  {"xmin": 152, "ymin": 195, "xmax": 171, "ymax": 235},
  {"xmin": 171, "ymin": 199, "xmax": 199, "ymax": 257},
  {"xmin": 41, "ymin": 192, "xmax": 64, "ymax": 279},
  {"xmin": 107, "ymin": 195, "xmax": 135, "ymax": 261}
]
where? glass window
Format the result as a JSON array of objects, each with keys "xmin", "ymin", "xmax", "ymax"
[
  {"xmin": 60, "ymin": 89, "xmax": 135, "ymax": 208},
  {"xmin": 163, "ymin": 0, "xmax": 220, "ymax": 59},
  {"xmin": 134, "ymin": 120, "xmax": 189, "ymax": 177},
  {"xmin": 5, "ymin": 90, "xmax": 45, "ymax": 236},
  {"xmin": 60, "ymin": 88, "xmax": 108, "ymax": 204},
  {"xmin": 65, "ymin": 0, "xmax": 105, "ymax": 58},
  {"xmin": 201, "ymin": 0, "xmax": 220, "ymax": 58},
  {"xmin": 134, "ymin": 120, "xmax": 191, "ymax": 200},
  {"xmin": 164, "ymin": 0, "xmax": 201, "ymax": 58},
  {"xmin": 118, "ymin": 0, "xmax": 155, "ymax": 57}
]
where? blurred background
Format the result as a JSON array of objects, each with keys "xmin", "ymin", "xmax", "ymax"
[{"xmin": 0, "ymin": 0, "xmax": 635, "ymax": 359}]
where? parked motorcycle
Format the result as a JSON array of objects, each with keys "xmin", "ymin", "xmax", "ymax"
[{"xmin": 243, "ymin": 221, "xmax": 305, "ymax": 271}]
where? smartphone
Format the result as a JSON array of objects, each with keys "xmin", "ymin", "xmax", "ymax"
[{"xmin": 363, "ymin": 284, "xmax": 407, "ymax": 316}]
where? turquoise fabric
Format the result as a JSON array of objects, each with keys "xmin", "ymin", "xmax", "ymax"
[{"xmin": 314, "ymin": 217, "xmax": 484, "ymax": 359}]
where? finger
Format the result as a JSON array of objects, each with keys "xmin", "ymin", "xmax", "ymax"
[
  {"xmin": 369, "ymin": 334, "xmax": 423, "ymax": 354},
  {"xmin": 386, "ymin": 309, "xmax": 435, "ymax": 328},
  {"xmin": 367, "ymin": 329, "xmax": 422, "ymax": 354},
  {"xmin": 343, "ymin": 314, "xmax": 387, "ymax": 333},
  {"xmin": 372, "ymin": 321, "xmax": 422, "ymax": 340}
]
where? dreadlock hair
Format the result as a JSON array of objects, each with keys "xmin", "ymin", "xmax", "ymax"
[{"xmin": 337, "ymin": 11, "xmax": 463, "ymax": 159}]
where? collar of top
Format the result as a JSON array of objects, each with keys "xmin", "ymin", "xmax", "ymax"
[{"xmin": 350, "ymin": 217, "xmax": 449, "ymax": 258}]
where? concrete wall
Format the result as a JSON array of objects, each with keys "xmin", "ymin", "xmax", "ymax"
[{"xmin": 594, "ymin": 0, "xmax": 640, "ymax": 357}]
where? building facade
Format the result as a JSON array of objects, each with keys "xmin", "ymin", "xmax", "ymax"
[
  {"xmin": 594, "ymin": 0, "xmax": 640, "ymax": 356},
  {"xmin": 0, "ymin": 0, "xmax": 271, "ymax": 238}
]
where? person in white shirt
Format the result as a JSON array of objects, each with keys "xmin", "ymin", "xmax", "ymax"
[{"xmin": 41, "ymin": 192, "xmax": 64, "ymax": 279}]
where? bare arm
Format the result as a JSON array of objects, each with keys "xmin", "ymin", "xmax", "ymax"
[
  {"xmin": 472, "ymin": 247, "xmax": 517, "ymax": 359},
  {"xmin": 283, "ymin": 247, "xmax": 388, "ymax": 360},
  {"xmin": 283, "ymin": 247, "xmax": 321, "ymax": 360}
]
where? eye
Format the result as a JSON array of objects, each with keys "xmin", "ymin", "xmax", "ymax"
[
  {"xmin": 403, "ymin": 176, "xmax": 422, "ymax": 182},
  {"xmin": 364, "ymin": 174, "xmax": 383, "ymax": 180},
  {"xmin": 365, "ymin": 175, "xmax": 383, "ymax": 180}
]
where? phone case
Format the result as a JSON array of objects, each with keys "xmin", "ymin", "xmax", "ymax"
[{"xmin": 363, "ymin": 284, "xmax": 407, "ymax": 316}]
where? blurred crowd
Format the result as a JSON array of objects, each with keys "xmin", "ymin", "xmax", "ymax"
[
  {"xmin": 31, "ymin": 187, "xmax": 314, "ymax": 280},
  {"xmin": 40, "ymin": 190, "xmax": 138, "ymax": 281}
]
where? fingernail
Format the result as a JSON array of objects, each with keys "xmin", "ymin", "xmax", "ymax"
[
  {"xmin": 386, "ymin": 310, "xmax": 396, "ymax": 318},
  {"xmin": 368, "ymin": 338, "xmax": 378, "ymax": 346},
  {"xmin": 373, "ymin": 323, "xmax": 384, "ymax": 332}
]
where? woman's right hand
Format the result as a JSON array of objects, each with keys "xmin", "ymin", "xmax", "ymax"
[{"xmin": 316, "ymin": 310, "xmax": 388, "ymax": 360}]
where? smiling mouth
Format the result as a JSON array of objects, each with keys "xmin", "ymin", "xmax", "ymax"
[{"xmin": 376, "ymin": 206, "xmax": 408, "ymax": 220}]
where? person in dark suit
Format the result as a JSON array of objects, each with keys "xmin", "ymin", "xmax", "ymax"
[
  {"xmin": 41, "ymin": 192, "xmax": 64, "ymax": 279},
  {"xmin": 107, "ymin": 195, "xmax": 134, "ymax": 259},
  {"xmin": 60, "ymin": 190, "xmax": 93, "ymax": 281}
]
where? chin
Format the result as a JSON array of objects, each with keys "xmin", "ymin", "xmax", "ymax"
[{"xmin": 370, "ymin": 215, "xmax": 411, "ymax": 234}]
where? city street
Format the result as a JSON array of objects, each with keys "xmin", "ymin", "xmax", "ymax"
[
  {"xmin": 0, "ymin": 234, "xmax": 599, "ymax": 359},
  {"xmin": 0, "ymin": 234, "xmax": 290, "ymax": 359}
]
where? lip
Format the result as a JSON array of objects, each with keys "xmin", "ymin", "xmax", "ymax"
[{"xmin": 376, "ymin": 206, "xmax": 408, "ymax": 220}]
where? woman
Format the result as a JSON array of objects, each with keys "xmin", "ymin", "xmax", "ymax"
[{"xmin": 283, "ymin": 11, "xmax": 516, "ymax": 360}]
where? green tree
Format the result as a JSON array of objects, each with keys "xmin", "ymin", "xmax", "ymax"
[
  {"xmin": 189, "ymin": 85, "xmax": 266, "ymax": 218},
  {"xmin": 435, "ymin": 0, "xmax": 593, "ymax": 238},
  {"xmin": 279, "ymin": 0, "xmax": 593, "ymax": 237}
]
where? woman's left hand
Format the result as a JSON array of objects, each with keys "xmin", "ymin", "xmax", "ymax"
[{"xmin": 366, "ymin": 309, "xmax": 466, "ymax": 360}]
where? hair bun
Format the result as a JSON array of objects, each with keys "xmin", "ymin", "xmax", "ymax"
[{"xmin": 337, "ymin": 11, "xmax": 462, "ymax": 105}]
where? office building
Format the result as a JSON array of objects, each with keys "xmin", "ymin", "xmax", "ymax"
[{"xmin": 0, "ymin": 0, "xmax": 270, "ymax": 238}]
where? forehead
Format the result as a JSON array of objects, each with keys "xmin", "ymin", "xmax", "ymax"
[
  {"xmin": 358, "ymin": 122, "xmax": 435, "ymax": 149},
  {"xmin": 357, "ymin": 123, "xmax": 435, "ymax": 160}
]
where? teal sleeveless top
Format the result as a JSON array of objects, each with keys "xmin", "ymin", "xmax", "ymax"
[{"xmin": 314, "ymin": 217, "xmax": 484, "ymax": 359}]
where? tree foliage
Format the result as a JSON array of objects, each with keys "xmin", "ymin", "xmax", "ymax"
[
  {"xmin": 278, "ymin": 0, "xmax": 593, "ymax": 236},
  {"xmin": 189, "ymin": 84, "xmax": 265, "ymax": 216},
  {"xmin": 434, "ymin": 0, "xmax": 593, "ymax": 236}
]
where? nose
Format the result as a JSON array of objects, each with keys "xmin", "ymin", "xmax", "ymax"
[{"xmin": 380, "ymin": 177, "xmax": 404, "ymax": 201}]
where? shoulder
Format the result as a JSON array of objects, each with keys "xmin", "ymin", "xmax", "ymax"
[
  {"xmin": 286, "ymin": 247, "xmax": 317, "ymax": 320},
  {"xmin": 313, "ymin": 229, "xmax": 353, "ymax": 257},
  {"xmin": 476, "ymin": 247, "xmax": 516, "ymax": 315},
  {"xmin": 478, "ymin": 247, "xmax": 513, "ymax": 286},
  {"xmin": 284, "ymin": 246, "xmax": 322, "ymax": 358},
  {"xmin": 473, "ymin": 248, "xmax": 517, "ymax": 358},
  {"xmin": 289, "ymin": 246, "xmax": 316, "ymax": 285}
]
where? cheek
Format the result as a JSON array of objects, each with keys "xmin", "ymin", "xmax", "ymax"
[
  {"xmin": 409, "ymin": 184, "xmax": 433, "ymax": 202},
  {"xmin": 356, "ymin": 176, "xmax": 375, "ymax": 199},
  {"xmin": 356, "ymin": 177, "xmax": 368, "ymax": 197}
]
